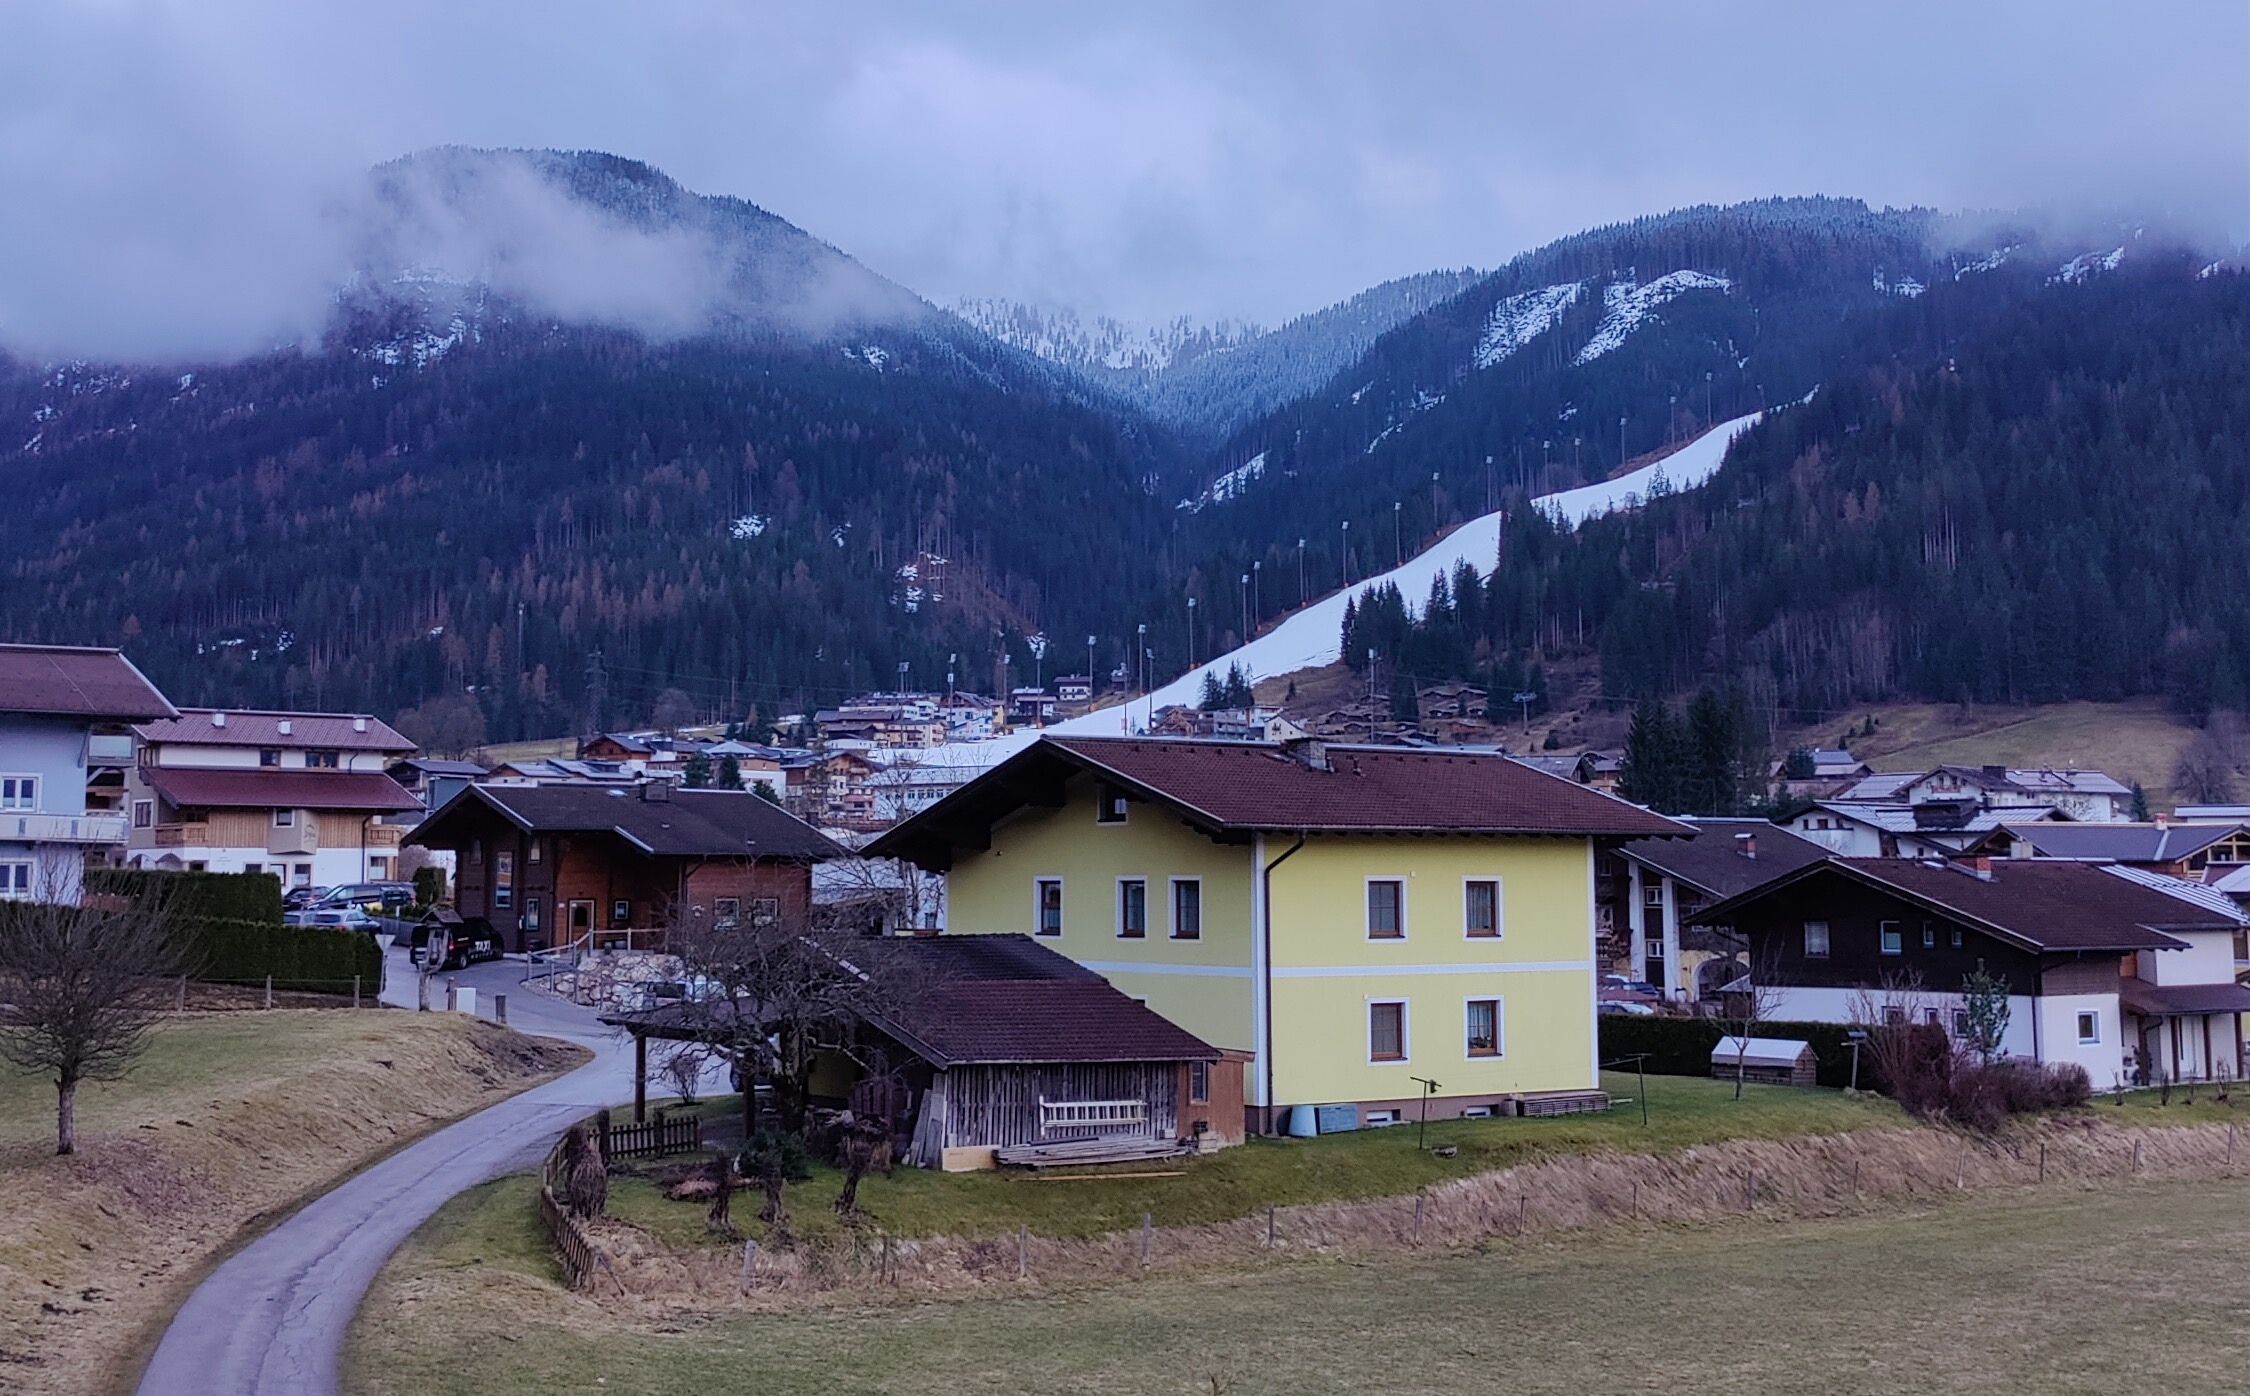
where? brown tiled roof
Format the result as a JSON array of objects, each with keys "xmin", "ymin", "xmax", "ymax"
[
  {"xmin": 869, "ymin": 736, "xmax": 1685, "ymax": 868},
  {"xmin": 142, "ymin": 767, "xmax": 421, "ymax": 813},
  {"xmin": 0, "ymin": 645, "xmax": 175, "ymax": 721},
  {"xmin": 133, "ymin": 709, "xmax": 416, "ymax": 752},
  {"xmin": 866, "ymin": 935, "xmax": 1217, "ymax": 1067},
  {"xmin": 1692, "ymin": 857, "xmax": 2225, "ymax": 953},
  {"xmin": 2120, "ymin": 978, "xmax": 2250, "ymax": 1017},
  {"xmin": 411, "ymin": 783, "xmax": 843, "ymax": 861},
  {"xmin": 1619, "ymin": 818, "xmax": 1832, "ymax": 899}
]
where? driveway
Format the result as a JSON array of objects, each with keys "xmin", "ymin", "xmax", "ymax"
[{"xmin": 134, "ymin": 948, "xmax": 635, "ymax": 1396}]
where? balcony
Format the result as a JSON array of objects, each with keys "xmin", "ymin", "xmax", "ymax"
[
  {"xmin": 87, "ymin": 732, "xmax": 135, "ymax": 765},
  {"xmin": 2, "ymin": 812, "xmax": 129, "ymax": 845},
  {"xmin": 152, "ymin": 821, "xmax": 212, "ymax": 848},
  {"xmin": 366, "ymin": 823, "xmax": 403, "ymax": 848}
]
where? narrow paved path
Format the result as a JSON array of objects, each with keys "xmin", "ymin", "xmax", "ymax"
[{"xmin": 135, "ymin": 951, "xmax": 634, "ymax": 1396}]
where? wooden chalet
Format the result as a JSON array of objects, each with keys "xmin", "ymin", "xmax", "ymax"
[{"xmin": 406, "ymin": 781, "xmax": 844, "ymax": 953}]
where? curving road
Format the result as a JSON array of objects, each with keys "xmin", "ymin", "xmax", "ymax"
[{"xmin": 135, "ymin": 950, "xmax": 635, "ymax": 1396}]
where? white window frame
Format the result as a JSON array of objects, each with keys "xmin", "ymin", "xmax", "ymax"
[
  {"xmin": 1115, "ymin": 876, "xmax": 1149, "ymax": 939},
  {"xmin": 1168, "ymin": 876, "xmax": 1202, "ymax": 940},
  {"xmin": 1464, "ymin": 996, "xmax": 1503, "ymax": 1058},
  {"xmin": 2077, "ymin": 1012, "xmax": 2100, "ymax": 1045},
  {"xmin": 1033, "ymin": 876, "xmax": 1064, "ymax": 937},
  {"xmin": 132, "ymin": 799, "xmax": 154, "ymax": 829},
  {"xmin": 1462, "ymin": 876, "xmax": 1502, "ymax": 939},
  {"xmin": 0, "ymin": 860, "xmax": 32, "ymax": 898},
  {"xmin": 1365, "ymin": 877, "xmax": 1407, "ymax": 941},
  {"xmin": 1367, "ymin": 997, "xmax": 1410, "ymax": 1063},
  {"xmin": 1879, "ymin": 920, "xmax": 1902, "ymax": 955},
  {"xmin": 1803, "ymin": 920, "xmax": 1831, "ymax": 958},
  {"xmin": 0, "ymin": 775, "xmax": 37, "ymax": 811}
]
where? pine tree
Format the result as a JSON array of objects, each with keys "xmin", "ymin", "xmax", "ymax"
[
  {"xmin": 682, "ymin": 750, "xmax": 712, "ymax": 789},
  {"xmin": 717, "ymin": 755, "xmax": 744, "ymax": 791}
]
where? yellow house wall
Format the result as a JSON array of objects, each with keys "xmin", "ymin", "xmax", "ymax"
[
  {"xmin": 942, "ymin": 772, "xmax": 1255, "ymax": 1053},
  {"xmin": 1265, "ymin": 834, "xmax": 1596, "ymax": 1108}
]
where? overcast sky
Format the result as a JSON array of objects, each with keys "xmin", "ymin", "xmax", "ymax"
[{"xmin": 3, "ymin": 1, "xmax": 2245, "ymax": 360}]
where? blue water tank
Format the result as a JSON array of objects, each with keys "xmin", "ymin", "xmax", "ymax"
[{"xmin": 1284, "ymin": 1105, "xmax": 1318, "ymax": 1138}]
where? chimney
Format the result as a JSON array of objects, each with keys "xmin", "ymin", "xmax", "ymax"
[
  {"xmin": 1734, "ymin": 831, "xmax": 1757, "ymax": 859},
  {"xmin": 277, "ymin": 719, "xmax": 291, "ymax": 736},
  {"xmin": 1280, "ymin": 735, "xmax": 1330, "ymax": 772},
  {"xmin": 1981, "ymin": 764, "xmax": 2006, "ymax": 780},
  {"xmin": 641, "ymin": 780, "xmax": 671, "ymax": 802},
  {"xmin": 2154, "ymin": 812, "xmax": 2170, "ymax": 829},
  {"xmin": 352, "ymin": 716, "xmax": 369, "ymax": 733},
  {"xmin": 1972, "ymin": 855, "xmax": 1993, "ymax": 880},
  {"xmin": 210, "ymin": 711, "xmax": 226, "ymax": 728}
]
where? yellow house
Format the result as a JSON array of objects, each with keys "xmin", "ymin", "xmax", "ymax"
[{"xmin": 870, "ymin": 735, "xmax": 1688, "ymax": 1132}]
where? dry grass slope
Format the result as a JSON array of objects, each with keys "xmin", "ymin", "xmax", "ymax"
[{"xmin": 0, "ymin": 1010, "xmax": 584, "ymax": 1396}]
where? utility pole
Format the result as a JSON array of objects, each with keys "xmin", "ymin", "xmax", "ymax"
[
  {"xmin": 1341, "ymin": 521, "xmax": 1351, "ymax": 586},
  {"xmin": 1393, "ymin": 501, "xmax": 1402, "ymax": 568},
  {"xmin": 515, "ymin": 601, "xmax": 526, "ymax": 681},
  {"xmin": 1297, "ymin": 539, "xmax": 1307, "ymax": 608},
  {"xmin": 1087, "ymin": 634, "xmax": 1097, "ymax": 693},
  {"xmin": 1251, "ymin": 560, "xmax": 1261, "ymax": 626},
  {"xmin": 1186, "ymin": 596, "xmax": 1197, "ymax": 670},
  {"xmin": 897, "ymin": 660, "xmax": 910, "ymax": 695},
  {"xmin": 1239, "ymin": 572, "xmax": 1250, "ymax": 646},
  {"xmin": 947, "ymin": 652, "xmax": 957, "ymax": 699},
  {"xmin": 1619, "ymin": 414, "xmax": 1628, "ymax": 466},
  {"xmin": 1431, "ymin": 471, "xmax": 1441, "ymax": 525},
  {"xmin": 1136, "ymin": 624, "xmax": 1147, "ymax": 697}
]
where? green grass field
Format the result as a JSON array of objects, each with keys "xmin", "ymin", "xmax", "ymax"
[
  {"xmin": 606, "ymin": 1071, "xmax": 1899, "ymax": 1248},
  {"xmin": 350, "ymin": 1169, "xmax": 2250, "ymax": 1396}
]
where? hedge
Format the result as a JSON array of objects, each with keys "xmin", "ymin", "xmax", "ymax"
[
  {"xmin": 1599, "ymin": 1015, "xmax": 1865, "ymax": 1090},
  {"xmin": 87, "ymin": 867, "xmax": 284, "ymax": 926},
  {"xmin": 183, "ymin": 915, "xmax": 383, "ymax": 994}
]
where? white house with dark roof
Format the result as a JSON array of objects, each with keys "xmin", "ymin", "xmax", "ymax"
[
  {"xmin": 0, "ymin": 645, "xmax": 177, "ymax": 903},
  {"xmin": 124, "ymin": 709, "xmax": 419, "ymax": 887}
]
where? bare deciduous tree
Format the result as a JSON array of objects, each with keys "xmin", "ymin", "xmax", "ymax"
[
  {"xmin": 0, "ymin": 870, "xmax": 185, "ymax": 1154},
  {"xmin": 657, "ymin": 1041, "xmax": 710, "ymax": 1105},
  {"xmin": 1710, "ymin": 943, "xmax": 1789, "ymax": 1100},
  {"xmin": 1850, "ymin": 968, "xmax": 1936, "ymax": 1097},
  {"xmin": 2175, "ymin": 729, "xmax": 2238, "ymax": 805}
]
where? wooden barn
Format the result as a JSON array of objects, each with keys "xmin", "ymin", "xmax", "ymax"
[{"xmin": 1711, "ymin": 1036, "xmax": 1819, "ymax": 1088}]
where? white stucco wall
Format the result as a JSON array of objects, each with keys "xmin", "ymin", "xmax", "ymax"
[{"xmin": 2140, "ymin": 932, "xmax": 2235, "ymax": 987}]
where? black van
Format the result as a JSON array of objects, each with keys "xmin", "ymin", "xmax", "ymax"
[{"xmin": 409, "ymin": 910, "xmax": 504, "ymax": 970}]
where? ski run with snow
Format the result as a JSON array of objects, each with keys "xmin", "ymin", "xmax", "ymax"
[
  {"xmin": 1473, "ymin": 282, "xmax": 1584, "ymax": 369},
  {"xmin": 1572, "ymin": 270, "xmax": 1731, "ymax": 365},
  {"xmin": 1054, "ymin": 407, "xmax": 1766, "ymax": 735}
]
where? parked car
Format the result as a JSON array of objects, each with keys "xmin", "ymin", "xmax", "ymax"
[
  {"xmin": 1599, "ymin": 973, "xmax": 1664, "ymax": 1002},
  {"xmin": 282, "ymin": 886, "xmax": 331, "ymax": 913},
  {"xmin": 286, "ymin": 907, "xmax": 382, "ymax": 933},
  {"xmin": 409, "ymin": 911, "xmax": 504, "ymax": 970},
  {"xmin": 318, "ymin": 881, "xmax": 418, "ymax": 915},
  {"xmin": 1598, "ymin": 1000, "xmax": 1658, "ymax": 1016}
]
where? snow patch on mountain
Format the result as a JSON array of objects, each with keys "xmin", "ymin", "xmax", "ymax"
[
  {"xmin": 2052, "ymin": 248, "xmax": 2125, "ymax": 284},
  {"xmin": 1473, "ymin": 282, "xmax": 1583, "ymax": 368},
  {"xmin": 953, "ymin": 298, "xmax": 1259, "ymax": 375},
  {"xmin": 1177, "ymin": 452, "xmax": 1266, "ymax": 513},
  {"xmin": 1872, "ymin": 269, "xmax": 1925, "ymax": 298},
  {"xmin": 1573, "ymin": 271, "xmax": 1731, "ymax": 365},
  {"xmin": 1953, "ymin": 245, "xmax": 2017, "ymax": 279},
  {"xmin": 1365, "ymin": 389, "xmax": 1446, "ymax": 456}
]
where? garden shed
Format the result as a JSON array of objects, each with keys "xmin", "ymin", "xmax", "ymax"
[{"xmin": 1711, "ymin": 1036, "xmax": 1818, "ymax": 1087}]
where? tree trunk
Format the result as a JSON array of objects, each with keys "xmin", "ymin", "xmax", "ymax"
[{"xmin": 56, "ymin": 1076, "xmax": 77, "ymax": 1156}]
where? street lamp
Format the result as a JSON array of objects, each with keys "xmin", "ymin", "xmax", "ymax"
[
  {"xmin": 1251, "ymin": 560, "xmax": 1261, "ymax": 626},
  {"xmin": 1393, "ymin": 500, "xmax": 1402, "ymax": 568},
  {"xmin": 1087, "ymin": 633, "xmax": 1097, "ymax": 693},
  {"xmin": 1297, "ymin": 539, "xmax": 1307, "ymax": 607},
  {"xmin": 1136, "ymin": 624, "xmax": 1147, "ymax": 696},
  {"xmin": 1186, "ymin": 595, "xmax": 1198, "ymax": 670},
  {"xmin": 1341, "ymin": 520, "xmax": 1351, "ymax": 585},
  {"xmin": 1240, "ymin": 572, "xmax": 1250, "ymax": 646}
]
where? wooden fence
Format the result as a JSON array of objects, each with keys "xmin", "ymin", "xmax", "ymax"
[
  {"xmin": 538, "ymin": 1117, "xmax": 607, "ymax": 1291},
  {"xmin": 602, "ymin": 1110, "xmax": 703, "ymax": 1160}
]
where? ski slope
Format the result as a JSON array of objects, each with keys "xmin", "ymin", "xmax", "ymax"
[{"xmin": 1054, "ymin": 409, "xmax": 1765, "ymax": 735}]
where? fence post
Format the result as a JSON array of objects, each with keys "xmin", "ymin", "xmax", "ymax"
[
  {"xmin": 176, "ymin": 975, "xmax": 187, "ymax": 1012},
  {"xmin": 495, "ymin": 992, "xmax": 508, "ymax": 1026},
  {"xmin": 2231, "ymin": 1124, "xmax": 2237, "ymax": 1171},
  {"xmin": 1955, "ymin": 1139, "xmax": 1967, "ymax": 1191},
  {"xmin": 2038, "ymin": 1143, "xmax": 2047, "ymax": 1183},
  {"xmin": 1140, "ymin": 1210, "xmax": 1152, "ymax": 1268},
  {"xmin": 353, "ymin": 975, "xmax": 361, "ymax": 1010},
  {"xmin": 1018, "ymin": 1223, "xmax": 1028, "ymax": 1279},
  {"xmin": 1745, "ymin": 1170, "xmax": 1755, "ymax": 1211},
  {"xmin": 264, "ymin": 975, "xmax": 272, "ymax": 1010},
  {"xmin": 2133, "ymin": 1137, "xmax": 2143, "ymax": 1173},
  {"xmin": 1266, "ymin": 1204, "xmax": 1276, "ymax": 1249},
  {"xmin": 1517, "ymin": 1195, "xmax": 1527, "ymax": 1234},
  {"xmin": 739, "ymin": 1238, "xmax": 757, "ymax": 1294}
]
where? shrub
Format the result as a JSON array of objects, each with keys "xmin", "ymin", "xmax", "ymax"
[
  {"xmin": 1886, "ymin": 1054, "xmax": 2094, "ymax": 1130},
  {"xmin": 87, "ymin": 867, "xmax": 284, "ymax": 925},
  {"xmin": 1598, "ymin": 1016, "xmax": 1862, "ymax": 1087},
  {"xmin": 183, "ymin": 915, "xmax": 382, "ymax": 993}
]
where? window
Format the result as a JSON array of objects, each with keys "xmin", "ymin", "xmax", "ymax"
[
  {"xmin": 0, "ymin": 776, "xmax": 37, "ymax": 810},
  {"xmin": 1644, "ymin": 881, "xmax": 1665, "ymax": 907},
  {"xmin": 186, "ymin": 861, "xmax": 206, "ymax": 873},
  {"xmin": 494, "ymin": 850, "xmax": 513, "ymax": 909},
  {"xmin": 259, "ymin": 749, "xmax": 280, "ymax": 767},
  {"xmin": 528, "ymin": 838, "xmax": 543, "ymax": 864},
  {"xmin": 1882, "ymin": 1006, "xmax": 1906, "ymax": 1026},
  {"xmin": 1035, "ymin": 878, "xmax": 1063, "ymax": 937},
  {"xmin": 1923, "ymin": 1008, "xmax": 1941, "ymax": 1027},
  {"xmin": 523, "ymin": 897, "xmax": 540, "ymax": 930},
  {"xmin": 1879, "ymin": 920, "xmax": 1902, "ymax": 955},
  {"xmin": 1095, "ymin": 783, "xmax": 1129, "ymax": 824},
  {"xmin": 1464, "ymin": 879, "xmax": 1500, "ymax": 938},
  {"xmin": 1367, "ymin": 879, "xmax": 1404, "ymax": 939},
  {"xmin": 1368, "ymin": 1000, "xmax": 1407, "ymax": 1062},
  {"xmin": 1170, "ymin": 879, "xmax": 1201, "ymax": 939},
  {"xmin": 1922, "ymin": 922, "xmax": 1936, "ymax": 949},
  {"xmin": 1117, "ymin": 878, "xmax": 1147, "ymax": 938},
  {"xmin": 610, "ymin": 899, "xmax": 631, "ymax": 926},
  {"xmin": 1803, "ymin": 920, "xmax": 1831, "ymax": 958},
  {"xmin": 244, "ymin": 862, "xmax": 262, "ymax": 875},
  {"xmin": 272, "ymin": 808, "xmax": 294, "ymax": 827},
  {"xmin": 1466, "ymin": 998, "xmax": 1501, "ymax": 1057},
  {"xmin": 469, "ymin": 838, "xmax": 483, "ymax": 866},
  {"xmin": 1951, "ymin": 926, "xmax": 1963, "ymax": 948},
  {"xmin": 751, "ymin": 897, "xmax": 779, "ymax": 927},
  {"xmin": 306, "ymin": 750, "xmax": 340, "ymax": 769},
  {"xmin": 132, "ymin": 799, "xmax": 153, "ymax": 829},
  {"xmin": 1953, "ymin": 1010, "xmax": 1971, "ymax": 1036},
  {"xmin": 1188, "ymin": 1060, "xmax": 1210, "ymax": 1104},
  {"xmin": 292, "ymin": 863, "xmax": 311, "ymax": 887},
  {"xmin": 713, "ymin": 897, "xmax": 740, "ymax": 927},
  {"xmin": 2077, "ymin": 1012, "xmax": 2100, "ymax": 1044},
  {"xmin": 0, "ymin": 861, "xmax": 30, "ymax": 898}
]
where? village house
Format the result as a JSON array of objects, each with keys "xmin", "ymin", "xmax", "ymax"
[
  {"xmin": 870, "ymin": 735, "xmax": 1688, "ymax": 1132},
  {"xmin": 1977, "ymin": 820, "xmax": 2250, "ymax": 881},
  {"xmin": 1689, "ymin": 856, "xmax": 2250, "ymax": 1087},
  {"xmin": 1787, "ymin": 800, "xmax": 2069, "ymax": 859},
  {"xmin": 406, "ymin": 781, "xmax": 844, "ymax": 953},
  {"xmin": 0, "ymin": 645, "xmax": 176, "ymax": 903},
  {"xmin": 124, "ymin": 708, "xmax": 419, "ymax": 888},
  {"xmin": 1602, "ymin": 818, "xmax": 1833, "ymax": 1000}
]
